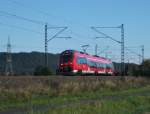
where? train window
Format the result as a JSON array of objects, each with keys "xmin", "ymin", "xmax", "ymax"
[
  {"xmin": 88, "ymin": 61, "xmax": 97, "ymax": 67},
  {"xmin": 109, "ymin": 64, "xmax": 112, "ymax": 68},
  {"xmin": 83, "ymin": 58, "xmax": 87, "ymax": 64},
  {"xmin": 93, "ymin": 62, "xmax": 97, "ymax": 67},
  {"xmin": 77, "ymin": 57, "xmax": 81, "ymax": 64},
  {"xmin": 109, "ymin": 63, "xmax": 113, "ymax": 68},
  {"xmin": 61, "ymin": 54, "xmax": 73, "ymax": 63},
  {"xmin": 106, "ymin": 63, "xmax": 112, "ymax": 69},
  {"xmin": 87, "ymin": 60, "xmax": 91, "ymax": 67},
  {"xmin": 106, "ymin": 64, "xmax": 108, "ymax": 68},
  {"xmin": 96, "ymin": 63, "xmax": 100, "ymax": 68},
  {"xmin": 102, "ymin": 63, "xmax": 106, "ymax": 68},
  {"xmin": 98, "ymin": 63, "xmax": 103, "ymax": 68},
  {"xmin": 89, "ymin": 61, "xmax": 93, "ymax": 67},
  {"xmin": 77, "ymin": 57, "xmax": 87, "ymax": 64},
  {"xmin": 87, "ymin": 60, "xmax": 90, "ymax": 66},
  {"xmin": 102, "ymin": 63, "xmax": 105, "ymax": 68}
]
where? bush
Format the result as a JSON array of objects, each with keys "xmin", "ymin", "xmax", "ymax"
[
  {"xmin": 140, "ymin": 59, "xmax": 150, "ymax": 77},
  {"xmin": 34, "ymin": 66, "xmax": 53, "ymax": 76}
]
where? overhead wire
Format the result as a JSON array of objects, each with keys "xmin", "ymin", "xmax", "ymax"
[
  {"xmin": 0, "ymin": 10, "xmax": 45, "ymax": 25},
  {"xmin": 6, "ymin": 0, "xmax": 69, "ymax": 27},
  {"xmin": 7, "ymin": 0, "xmax": 89, "ymax": 27},
  {"xmin": 0, "ymin": 21, "xmax": 43, "ymax": 35},
  {"xmin": 7, "ymin": 0, "xmax": 91, "ymax": 37},
  {"xmin": 69, "ymin": 30, "xmax": 91, "ymax": 44},
  {"xmin": 125, "ymin": 47, "xmax": 141, "ymax": 57}
]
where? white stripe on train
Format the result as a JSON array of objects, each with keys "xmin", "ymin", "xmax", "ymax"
[{"xmin": 73, "ymin": 70, "xmax": 113, "ymax": 74}]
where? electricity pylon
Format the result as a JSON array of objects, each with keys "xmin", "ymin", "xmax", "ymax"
[{"xmin": 5, "ymin": 37, "xmax": 13, "ymax": 76}]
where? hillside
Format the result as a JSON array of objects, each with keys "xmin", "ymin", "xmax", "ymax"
[{"xmin": 0, "ymin": 52, "xmax": 60, "ymax": 75}]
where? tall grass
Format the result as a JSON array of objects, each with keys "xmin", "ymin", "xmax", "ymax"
[
  {"xmin": 0, "ymin": 76, "xmax": 150, "ymax": 99},
  {"xmin": 31, "ymin": 96, "xmax": 150, "ymax": 114},
  {"xmin": 0, "ymin": 76, "xmax": 150, "ymax": 113}
]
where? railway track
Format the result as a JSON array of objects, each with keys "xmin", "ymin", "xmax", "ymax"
[{"xmin": 0, "ymin": 75, "xmax": 129, "ymax": 78}]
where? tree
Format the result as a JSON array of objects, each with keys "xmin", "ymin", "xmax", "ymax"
[
  {"xmin": 141, "ymin": 59, "xmax": 150, "ymax": 77},
  {"xmin": 34, "ymin": 66, "xmax": 52, "ymax": 76}
]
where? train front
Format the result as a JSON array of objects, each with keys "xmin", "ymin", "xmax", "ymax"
[{"xmin": 58, "ymin": 50, "xmax": 75, "ymax": 75}]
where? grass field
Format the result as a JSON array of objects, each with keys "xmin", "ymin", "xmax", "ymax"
[{"xmin": 0, "ymin": 76, "xmax": 150, "ymax": 114}]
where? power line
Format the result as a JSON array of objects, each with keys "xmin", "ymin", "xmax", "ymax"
[
  {"xmin": 0, "ymin": 21, "xmax": 42, "ymax": 34},
  {"xmin": 69, "ymin": 30, "xmax": 92, "ymax": 44},
  {"xmin": 7, "ymin": 0, "xmax": 90, "ymax": 29},
  {"xmin": 7, "ymin": 0, "xmax": 54, "ymax": 18},
  {"xmin": 126, "ymin": 48, "xmax": 140, "ymax": 64},
  {"xmin": 91, "ymin": 26, "xmax": 121, "ymax": 43},
  {"xmin": 125, "ymin": 47, "xmax": 144, "ymax": 64},
  {"xmin": 0, "ymin": 10, "xmax": 44, "ymax": 25},
  {"xmin": 125, "ymin": 45, "xmax": 144, "ymax": 64},
  {"xmin": 97, "ymin": 46, "xmax": 110, "ymax": 55},
  {"xmin": 6, "ymin": 0, "xmax": 65, "ymax": 27},
  {"xmin": 7, "ymin": 0, "xmax": 28, "ymax": 8}
]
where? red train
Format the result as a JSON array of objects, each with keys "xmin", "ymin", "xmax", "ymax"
[{"xmin": 57, "ymin": 50, "xmax": 114, "ymax": 75}]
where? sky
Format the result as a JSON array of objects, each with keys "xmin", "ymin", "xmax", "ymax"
[{"xmin": 0, "ymin": 0, "xmax": 150, "ymax": 63}]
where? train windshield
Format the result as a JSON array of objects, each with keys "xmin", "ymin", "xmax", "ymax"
[{"xmin": 61, "ymin": 53, "xmax": 73, "ymax": 63}]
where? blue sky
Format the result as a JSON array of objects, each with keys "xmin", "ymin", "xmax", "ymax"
[{"xmin": 0, "ymin": 0, "xmax": 150, "ymax": 63}]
